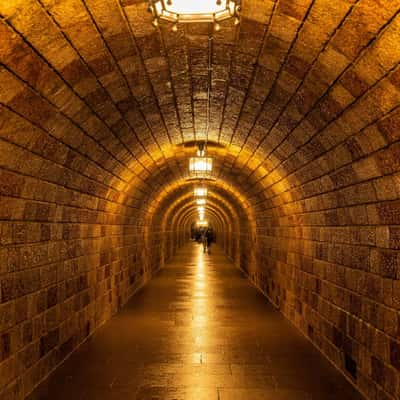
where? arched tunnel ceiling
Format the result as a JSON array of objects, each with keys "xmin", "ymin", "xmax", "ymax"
[
  {"xmin": 1, "ymin": 2, "xmax": 400, "ymax": 400},
  {"xmin": 149, "ymin": 180, "xmax": 252, "ymax": 224},
  {"xmin": 164, "ymin": 193, "xmax": 238, "ymax": 231},
  {"xmin": 1, "ymin": 0, "xmax": 400, "ymax": 221}
]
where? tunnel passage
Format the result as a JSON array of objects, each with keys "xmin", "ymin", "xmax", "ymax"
[{"xmin": 0, "ymin": 0, "xmax": 400, "ymax": 399}]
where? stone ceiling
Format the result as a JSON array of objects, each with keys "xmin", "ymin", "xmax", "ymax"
[
  {"xmin": 1, "ymin": 2, "xmax": 400, "ymax": 399},
  {"xmin": 1, "ymin": 0, "xmax": 400, "ymax": 218}
]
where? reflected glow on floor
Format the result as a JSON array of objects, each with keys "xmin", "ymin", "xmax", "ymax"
[
  {"xmin": 27, "ymin": 243, "xmax": 365, "ymax": 400},
  {"xmin": 191, "ymin": 246, "xmax": 210, "ymax": 325}
]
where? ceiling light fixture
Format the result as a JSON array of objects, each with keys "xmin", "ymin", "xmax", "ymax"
[
  {"xmin": 189, "ymin": 141, "xmax": 213, "ymax": 178},
  {"xmin": 197, "ymin": 220, "xmax": 208, "ymax": 227},
  {"xmin": 189, "ymin": 154, "xmax": 213, "ymax": 176},
  {"xmin": 194, "ymin": 188, "xmax": 208, "ymax": 197},
  {"xmin": 148, "ymin": 0, "xmax": 241, "ymax": 29}
]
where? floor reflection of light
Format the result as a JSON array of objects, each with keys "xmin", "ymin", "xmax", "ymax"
[
  {"xmin": 195, "ymin": 335, "xmax": 203, "ymax": 345},
  {"xmin": 195, "ymin": 281, "xmax": 205, "ymax": 289},
  {"xmin": 191, "ymin": 352, "xmax": 202, "ymax": 364},
  {"xmin": 193, "ymin": 289, "xmax": 206, "ymax": 297},
  {"xmin": 180, "ymin": 244, "xmax": 215, "ymax": 388}
]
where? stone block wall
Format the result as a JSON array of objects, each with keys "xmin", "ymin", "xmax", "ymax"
[
  {"xmin": 244, "ymin": 110, "xmax": 400, "ymax": 400},
  {"xmin": 1, "ymin": 0, "xmax": 400, "ymax": 399},
  {"xmin": 0, "ymin": 173, "xmax": 162, "ymax": 399},
  {"xmin": 0, "ymin": 39, "xmax": 175, "ymax": 398}
]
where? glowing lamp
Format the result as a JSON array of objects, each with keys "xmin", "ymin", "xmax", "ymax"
[
  {"xmin": 148, "ymin": 0, "xmax": 241, "ymax": 25},
  {"xmin": 197, "ymin": 221, "xmax": 208, "ymax": 227},
  {"xmin": 189, "ymin": 157, "xmax": 212, "ymax": 174},
  {"xmin": 194, "ymin": 188, "xmax": 207, "ymax": 197},
  {"xmin": 196, "ymin": 199, "xmax": 206, "ymax": 205}
]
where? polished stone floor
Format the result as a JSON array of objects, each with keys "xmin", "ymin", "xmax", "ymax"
[{"xmin": 29, "ymin": 243, "xmax": 363, "ymax": 400}]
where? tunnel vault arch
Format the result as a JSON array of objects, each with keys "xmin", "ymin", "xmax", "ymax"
[
  {"xmin": 171, "ymin": 200, "xmax": 233, "ymax": 252},
  {"xmin": 141, "ymin": 178, "xmax": 254, "ymax": 271},
  {"xmin": 1, "ymin": 1, "xmax": 400, "ymax": 399}
]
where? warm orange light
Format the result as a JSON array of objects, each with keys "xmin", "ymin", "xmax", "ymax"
[
  {"xmin": 165, "ymin": 0, "xmax": 225, "ymax": 15},
  {"xmin": 197, "ymin": 220, "xmax": 208, "ymax": 227},
  {"xmin": 196, "ymin": 199, "xmax": 206, "ymax": 205},
  {"xmin": 194, "ymin": 188, "xmax": 207, "ymax": 197},
  {"xmin": 189, "ymin": 157, "xmax": 212, "ymax": 173},
  {"xmin": 149, "ymin": 0, "xmax": 241, "ymax": 23}
]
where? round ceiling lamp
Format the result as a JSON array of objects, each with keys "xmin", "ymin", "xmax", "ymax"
[
  {"xmin": 194, "ymin": 187, "xmax": 208, "ymax": 197},
  {"xmin": 148, "ymin": 0, "xmax": 241, "ymax": 30}
]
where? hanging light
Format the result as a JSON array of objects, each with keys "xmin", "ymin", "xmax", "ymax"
[
  {"xmin": 189, "ymin": 142, "xmax": 213, "ymax": 178},
  {"xmin": 189, "ymin": 157, "xmax": 213, "ymax": 174},
  {"xmin": 148, "ymin": 0, "xmax": 241, "ymax": 26},
  {"xmin": 197, "ymin": 220, "xmax": 208, "ymax": 227},
  {"xmin": 199, "ymin": 209, "xmax": 205, "ymax": 217},
  {"xmin": 194, "ymin": 187, "xmax": 207, "ymax": 197},
  {"xmin": 197, "ymin": 143, "xmax": 205, "ymax": 157}
]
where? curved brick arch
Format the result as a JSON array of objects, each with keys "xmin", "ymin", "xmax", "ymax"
[
  {"xmin": 149, "ymin": 182, "xmax": 251, "ymax": 264},
  {"xmin": 172, "ymin": 199, "xmax": 232, "ymax": 234},
  {"xmin": 152, "ymin": 196, "xmax": 234, "ymax": 264},
  {"xmin": 178, "ymin": 205, "xmax": 227, "ymax": 236},
  {"xmin": 165, "ymin": 196, "xmax": 237, "ymax": 261},
  {"xmin": 147, "ymin": 199, "xmax": 228, "ymax": 269}
]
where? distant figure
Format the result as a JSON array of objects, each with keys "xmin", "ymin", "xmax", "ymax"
[
  {"xmin": 205, "ymin": 229, "xmax": 213, "ymax": 254},
  {"xmin": 202, "ymin": 230, "xmax": 208, "ymax": 253},
  {"xmin": 195, "ymin": 230, "xmax": 202, "ymax": 243}
]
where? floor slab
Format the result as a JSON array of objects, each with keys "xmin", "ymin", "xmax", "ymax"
[{"xmin": 28, "ymin": 244, "xmax": 364, "ymax": 400}]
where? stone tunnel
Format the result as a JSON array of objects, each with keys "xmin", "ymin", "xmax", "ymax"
[{"xmin": 0, "ymin": 0, "xmax": 399, "ymax": 399}]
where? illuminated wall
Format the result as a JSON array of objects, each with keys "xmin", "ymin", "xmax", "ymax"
[{"xmin": 0, "ymin": 0, "xmax": 399, "ymax": 399}]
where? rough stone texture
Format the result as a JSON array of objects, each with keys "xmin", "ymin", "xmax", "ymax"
[
  {"xmin": 27, "ymin": 243, "xmax": 365, "ymax": 400},
  {"xmin": 0, "ymin": 0, "xmax": 400, "ymax": 399}
]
